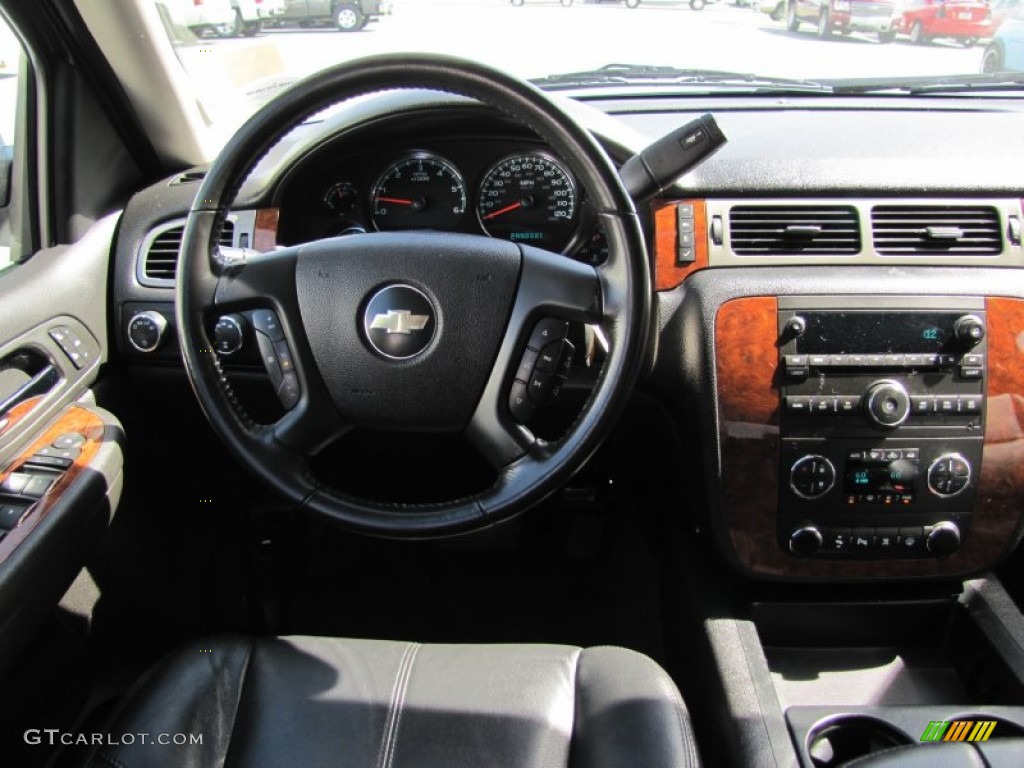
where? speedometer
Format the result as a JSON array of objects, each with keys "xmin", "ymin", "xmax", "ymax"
[
  {"xmin": 370, "ymin": 152, "xmax": 467, "ymax": 231},
  {"xmin": 477, "ymin": 153, "xmax": 578, "ymax": 251}
]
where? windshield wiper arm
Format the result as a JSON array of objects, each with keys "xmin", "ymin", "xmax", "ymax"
[
  {"xmin": 530, "ymin": 63, "xmax": 831, "ymax": 92},
  {"xmin": 829, "ymin": 73, "xmax": 1024, "ymax": 95}
]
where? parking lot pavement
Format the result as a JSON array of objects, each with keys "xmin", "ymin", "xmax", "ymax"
[{"xmin": 190, "ymin": 2, "xmax": 985, "ymax": 121}]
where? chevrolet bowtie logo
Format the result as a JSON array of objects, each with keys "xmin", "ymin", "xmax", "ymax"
[{"xmin": 369, "ymin": 310, "xmax": 430, "ymax": 335}]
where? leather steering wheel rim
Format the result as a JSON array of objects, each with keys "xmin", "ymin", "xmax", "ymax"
[{"xmin": 177, "ymin": 53, "xmax": 650, "ymax": 537}]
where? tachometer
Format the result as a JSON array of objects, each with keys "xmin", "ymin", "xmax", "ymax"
[
  {"xmin": 370, "ymin": 152, "xmax": 467, "ymax": 231},
  {"xmin": 477, "ymin": 153, "xmax": 578, "ymax": 251}
]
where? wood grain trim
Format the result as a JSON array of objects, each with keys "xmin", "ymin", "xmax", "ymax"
[
  {"xmin": 254, "ymin": 208, "xmax": 280, "ymax": 253},
  {"xmin": 653, "ymin": 200, "xmax": 709, "ymax": 291},
  {"xmin": 0, "ymin": 396, "xmax": 43, "ymax": 438},
  {"xmin": 717, "ymin": 296, "xmax": 1024, "ymax": 579},
  {"xmin": 0, "ymin": 406, "xmax": 105, "ymax": 565}
]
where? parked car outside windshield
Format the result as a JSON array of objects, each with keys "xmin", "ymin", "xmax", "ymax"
[{"xmin": 149, "ymin": 0, "xmax": 1024, "ymax": 137}]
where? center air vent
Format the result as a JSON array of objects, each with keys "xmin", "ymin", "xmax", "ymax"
[
  {"xmin": 871, "ymin": 205, "xmax": 1002, "ymax": 255},
  {"xmin": 142, "ymin": 219, "xmax": 235, "ymax": 283},
  {"xmin": 729, "ymin": 205, "xmax": 860, "ymax": 255}
]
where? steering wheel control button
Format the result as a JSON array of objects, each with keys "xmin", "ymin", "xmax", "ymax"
[
  {"xmin": 527, "ymin": 318, "xmax": 569, "ymax": 351},
  {"xmin": 125, "ymin": 313, "xmax": 167, "ymax": 355},
  {"xmin": 516, "ymin": 348, "xmax": 539, "ymax": 381},
  {"xmin": 213, "ymin": 314, "xmax": 247, "ymax": 356},
  {"xmin": 251, "ymin": 310, "xmax": 285, "ymax": 342},
  {"xmin": 256, "ymin": 332, "xmax": 284, "ymax": 390},
  {"xmin": 52, "ymin": 433, "xmax": 86, "ymax": 449},
  {"xmin": 536, "ymin": 341, "xmax": 562, "ymax": 374},
  {"xmin": 927, "ymin": 453, "xmax": 971, "ymax": 497},
  {"xmin": 278, "ymin": 372, "xmax": 301, "ymax": 410},
  {"xmin": 508, "ymin": 380, "xmax": 535, "ymax": 423},
  {"xmin": 790, "ymin": 455, "xmax": 835, "ymax": 499},
  {"xmin": 864, "ymin": 380, "xmax": 911, "ymax": 428},
  {"xmin": 273, "ymin": 341, "xmax": 295, "ymax": 374},
  {"xmin": 363, "ymin": 285, "xmax": 436, "ymax": 360},
  {"xmin": 528, "ymin": 371, "xmax": 557, "ymax": 406}
]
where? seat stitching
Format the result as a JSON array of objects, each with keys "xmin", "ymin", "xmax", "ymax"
[
  {"xmin": 220, "ymin": 637, "xmax": 256, "ymax": 768},
  {"xmin": 376, "ymin": 642, "xmax": 420, "ymax": 768}
]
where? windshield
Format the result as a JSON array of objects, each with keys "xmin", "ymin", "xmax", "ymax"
[{"xmin": 156, "ymin": 0, "xmax": 1020, "ymax": 133}]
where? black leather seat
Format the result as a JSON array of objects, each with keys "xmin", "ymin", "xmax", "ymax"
[{"xmin": 78, "ymin": 635, "xmax": 701, "ymax": 767}]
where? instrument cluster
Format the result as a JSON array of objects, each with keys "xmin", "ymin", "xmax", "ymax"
[{"xmin": 281, "ymin": 142, "xmax": 608, "ymax": 265}]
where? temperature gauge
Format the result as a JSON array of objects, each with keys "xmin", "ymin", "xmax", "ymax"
[{"xmin": 322, "ymin": 181, "xmax": 359, "ymax": 216}]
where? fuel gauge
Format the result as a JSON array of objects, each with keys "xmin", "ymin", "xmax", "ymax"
[{"xmin": 322, "ymin": 181, "xmax": 359, "ymax": 215}]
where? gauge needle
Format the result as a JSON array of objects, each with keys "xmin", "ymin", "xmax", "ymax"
[
  {"xmin": 377, "ymin": 196, "xmax": 414, "ymax": 205},
  {"xmin": 483, "ymin": 202, "xmax": 522, "ymax": 220}
]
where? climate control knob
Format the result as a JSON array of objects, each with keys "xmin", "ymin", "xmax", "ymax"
[
  {"xmin": 790, "ymin": 455, "xmax": 836, "ymax": 499},
  {"xmin": 789, "ymin": 526, "xmax": 823, "ymax": 557},
  {"xmin": 927, "ymin": 453, "xmax": 971, "ymax": 497},
  {"xmin": 926, "ymin": 521, "xmax": 962, "ymax": 557},
  {"xmin": 127, "ymin": 311, "xmax": 167, "ymax": 353},
  {"xmin": 954, "ymin": 314, "xmax": 986, "ymax": 347},
  {"xmin": 863, "ymin": 379, "xmax": 911, "ymax": 428}
]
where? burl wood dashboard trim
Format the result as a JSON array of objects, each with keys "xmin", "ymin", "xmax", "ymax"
[
  {"xmin": 716, "ymin": 295, "xmax": 1024, "ymax": 579},
  {"xmin": 254, "ymin": 208, "xmax": 280, "ymax": 253},
  {"xmin": 0, "ymin": 405, "xmax": 105, "ymax": 565},
  {"xmin": 653, "ymin": 200, "xmax": 708, "ymax": 291}
]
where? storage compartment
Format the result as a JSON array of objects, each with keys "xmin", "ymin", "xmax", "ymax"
[{"xmin": 751, "ymin": 584, "xmax": 1024, "ymax": 766}]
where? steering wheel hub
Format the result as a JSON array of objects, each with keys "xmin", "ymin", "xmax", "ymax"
[{"xmin": 363, "ymin": 284, "xmax": 437, "ymax": 360}]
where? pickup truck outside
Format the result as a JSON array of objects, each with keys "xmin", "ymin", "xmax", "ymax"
[{"xmin": 264, "ymin": 0, "xmax": 393, "ymax": 32}]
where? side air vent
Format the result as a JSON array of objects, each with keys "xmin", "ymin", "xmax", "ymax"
[
  {"xmin": 170, "ymin": 169, "xmax": 207, "ymax": 185},
  {"xmin": 871, "ymin": 205, "xmax": 1002, "ymax": 255},
  {"xmin": 729, "ymin": 205, "xmax": 860, "ymax": 255},
  {"xmin": 142, "ymin": 220, "xmax": 235, "ymax": 282}
]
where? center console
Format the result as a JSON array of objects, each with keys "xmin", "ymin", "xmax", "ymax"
[
  {"xmin": 776, "ymin": 298, "xmax": 987, "ymax": 561},
  {"xmin": 710, "ymin": 291, "xmax": 1024, "ymax": 581}
]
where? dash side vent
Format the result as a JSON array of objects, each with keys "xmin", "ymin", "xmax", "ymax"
[
  {"xmin": 142, "ymin": 220, "xmax": 235, "ymax": 282},
  {"xmin": 871, "ymin": 205, "xmax": 1002, "ymax": 255},
  {"xmin": 729, "ymin": 205, "xmax": 860, "ymax": 255}
]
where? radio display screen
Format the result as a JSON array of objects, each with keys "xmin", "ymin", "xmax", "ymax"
[
  {"xmin": 843, "ymin": 455, "xmax": 919, "ymax": 503},
  {"xmin": 797, "ymin": 312, "xmax": 957, "ymax": 354}
]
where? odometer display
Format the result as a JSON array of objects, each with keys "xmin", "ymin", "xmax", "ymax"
[
  {"xmin": 371, "ymin": 153, "xmax": 467, "ymax": 231},
  {"xmin": 477, "ymin": 153, "xmax": 578, "ymax": 251}
]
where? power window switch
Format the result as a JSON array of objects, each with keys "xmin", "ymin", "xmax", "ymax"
[
  {"xmin": 0, "ymin": 502, "xmax": 28, "ymax": 530},
  {"xmin": 22, "ymin": 474, "xmax": 55, "ymax": 498}
]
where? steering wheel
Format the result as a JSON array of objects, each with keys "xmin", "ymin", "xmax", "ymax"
[{"xmin": 177, "ymin": 54, "xmax": 650, "ymax": 537}]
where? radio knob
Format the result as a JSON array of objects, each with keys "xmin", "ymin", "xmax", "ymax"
[
  {"xmin": 863, "ymin": 379, "xmax": 911, "ymax": 428},
  {"xmin": 783, "ymin": 315, "xmax": 807, "ymax": 339},
  {"xmin": 127, "ymin": 310, "xmax": 167, "ymax": 353},
  {"xmin": 954, "ymin": 314, "xmax": 986, "ymax": 347},
  {"xmin": 789, "ymin": 526, "xmax": 823, "ymax": 557},
  {"xmin": 926, "ymin": 521, "xmax": 961, "ymax": 557}
]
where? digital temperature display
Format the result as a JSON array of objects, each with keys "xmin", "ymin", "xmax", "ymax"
[{"xmin": 843, "ymin": 454, "xmax": 919, "ymax": 504}]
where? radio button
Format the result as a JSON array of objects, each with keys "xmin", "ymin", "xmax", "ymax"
[
  {"xmin": 884, "ymin": 354, "xmax": 905, "ymax": 367},
  {"xmin": 784, "ymin": 354, "xmax": 808, "ymax": 368},
  {"xmin": 866, "ymin": 354, "xmax": 885, "ymax": 367},
  {"xmin": 809, "ymin": 355, "xmax": 829, "ymax": 368},
  {"xmin": 785, "ymin": 396, "xmax": 812, "ymax": 415},
  {"xmin": 829, "ymin": 354, "xmax": 847, "ymax": 367},
  {"xmin": 939, "ymin": 354, "xmax": 958, "ymax": 367},
  {"xmin": 837, "ymin": 396, "xmax": 861, "ymax": 414},
  {"xmin": 811, "ymin": 396, "xmax": 835, "ymax": 415},
  {"xmin": 960, "ymin": 366, "xmax": 983, "ymax": 380},
  {"xmin": 963, "ymin": 354, "xmax": 984, "ymax": 367},
  {"xmin": 936, "ymin": 396, "xmax": 958, "ymax": 413},
  {"xmin": 905, "ymin": 354, "xmax": 927, "ymax": 368},
  {"xmin": 959, "ymin": 396, "xmax": 983, "ymax": 414},
  {"xmin": 911, "ymin": 396, "xmax": 934, "ymax": 415},
  {"xmin": 875, "ymin": 527, "xmax": 899, "ymax": 551}
]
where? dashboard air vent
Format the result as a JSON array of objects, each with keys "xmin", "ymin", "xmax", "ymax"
[
  {"xmin": 871, "ymin": 205, "xmax": 1002, "ymax": 255},
  {"xmin": 171, "ymin": 169, "xmax": 207, "ymax": 185},
  {"xmin": 143, "ymin": 220, "xmax": 235, "ymax": 282},
  {"xmin": 729, "ymin": 205, "xmax": 860, "ymax": 255}
]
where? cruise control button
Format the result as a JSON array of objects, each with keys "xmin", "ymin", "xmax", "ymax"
[
  {"xmin": 255, "ymin": 332, "xmax": 284, "ymax": 390},
  {"xmin": 251, "ymin": 310, "xmax": 284, "ymax": 342},
  {"xmin": 508, "ymin": 381, "xmax": 534, "ymax": 422},
  {"xmin": 273, "ymin": 341, "xmax": 295, "ymax": 374},
  {"xmin": 277, "ymin": 372, "xmax": 300, "ymax": 410},
  {"xmin": 527, "ymin": 318, "xmax": 568, "ymax": 351}
]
